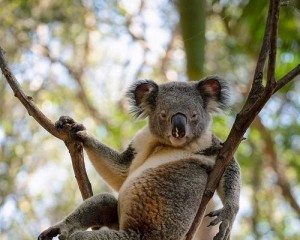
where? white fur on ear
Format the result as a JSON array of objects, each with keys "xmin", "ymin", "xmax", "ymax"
[
  {"xmin": 196, "ymin": 76, "xmax": 230, "ymax": 113},
  {"xmin": 126, "ymin": 80, "xmax": 159, "ymax": 119}
]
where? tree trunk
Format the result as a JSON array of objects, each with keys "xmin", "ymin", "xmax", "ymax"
[{"xmin": 178, "ymin": 0, "xmax": 206, "ymax": 80}]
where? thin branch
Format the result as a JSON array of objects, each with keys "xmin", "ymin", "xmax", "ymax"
[
  {"xmin": 245, "ymin": 0, "xmax": 273, "ymax": 104},
  {"xmin": 274, "ymin": 64, "xmax": 300, "ymax": 92},
  {"xmin": 0, "ymin": 47, "xmax": 93, "ymax": 200},
  {"xmin": 0, "ymin": 48, "xmax": 60, "ymax": 139},
  {"xmin": 266, "ymin": 0, "xmax": 280, "ymax": 90}
]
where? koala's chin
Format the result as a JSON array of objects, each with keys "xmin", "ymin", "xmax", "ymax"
[{"xmin": 169, "ymin": 136, "xmax": 188, "ymax": 147}]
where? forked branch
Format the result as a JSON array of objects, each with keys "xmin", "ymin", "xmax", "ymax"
[
  {"xmin": 1, "ymin": 0, "xmax": 300, "ymax": 238},
  {"xmin": 186, "ymin": 0, "xmax": 300, "ymax": 239}
]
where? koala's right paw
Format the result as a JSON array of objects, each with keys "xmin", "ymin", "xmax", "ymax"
[
  {"xmin": 55, "ymin": 116, "xmax": 87, "ymax": 141},
  {"xmin": 55, "ymin": 116, "xmax": 76, "ymax": 129}
]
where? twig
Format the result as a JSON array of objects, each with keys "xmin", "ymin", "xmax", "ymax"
[
  {"xmin": 185, "ymin": 0, "xmax": 299, "ymax": 239},
  {"xmin": 0, "ymin": 47, "xmax": 93, "ymax": 200},
  {"xmin": 274, "ymin": 64, "xmax": 300, "ymax": 93}
]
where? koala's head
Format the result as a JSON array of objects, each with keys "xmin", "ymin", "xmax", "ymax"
[{"xmin": 127, "ymin": 76, "xmax": 230, "ymax": 147}]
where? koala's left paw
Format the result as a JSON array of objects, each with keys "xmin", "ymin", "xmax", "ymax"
[{"xmin": 206, "ymin": 207, "xmax": 236, "ymax": 240}]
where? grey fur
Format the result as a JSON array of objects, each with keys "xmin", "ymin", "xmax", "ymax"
[{"xmin": 38, "ymin": 77, "xmax": 240, "ymax": 240}]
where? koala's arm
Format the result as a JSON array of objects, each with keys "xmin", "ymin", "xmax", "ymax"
[
  {"xmin": 218, "ymin": 159, "xmax": 241, "ymax": 213},
  {"xmin": 207, "ymin": 158, "xmax": 241, "ymax": 240},
  {"xmin": 55, "ymin": 116, "xmax": 136, "ymax": 191},
  {"xmin": 81, "ymin": 135, "xmax": 136, "ymax": 191},
  {"xmin": 81, "ymin": 126, "xmax": 159, "ymax": 191}
]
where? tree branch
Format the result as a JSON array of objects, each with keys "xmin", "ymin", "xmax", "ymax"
[
  {"xmin": 274, "ymin": 64, "xmax": 300, "ymax": 93},
  {"xmin": 0, "ymin": 47, "xmax": 93, "ymax": 200},
  {"xmin": 186, "ymin": 0, "xmax": 299, "ymax": 239},
  {"xmin": 266, "ymin": 0, "xmax": 280, "ymax": 89},
  {"xmin": 245, "ymin": 0, "xmax": 273, "ymax": 104}
]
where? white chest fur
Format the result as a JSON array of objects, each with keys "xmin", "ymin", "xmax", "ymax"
[{"xmin": 119, "ymin": 126, "xmax": 216, "ymax": 196}]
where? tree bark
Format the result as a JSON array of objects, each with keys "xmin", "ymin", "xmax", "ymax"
[{"xmin": 0, "ymin": 47, "xmax": 93, "ymax": 200}]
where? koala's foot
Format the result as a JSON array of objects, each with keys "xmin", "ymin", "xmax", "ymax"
[
  {"xmin": 38, "ymin": 222, "xmax": 75, "ymax": 240},
  {"xmin": 38, "ymin": 225, "xmax": 60, "ymax": 240},
  {"xmin": 55, "ymin": 116, "xmax": 87, "ymax": 140},
  {"xmin": 206, "ymin": 207, "xmax": 236, "ymax": 240}
]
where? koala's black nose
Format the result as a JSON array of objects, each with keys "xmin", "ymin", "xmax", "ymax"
[{"xmin": 171, "ymin": 113, "xmax": 187, "ymax": 138}]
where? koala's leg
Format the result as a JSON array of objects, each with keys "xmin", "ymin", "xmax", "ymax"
[
  {"xmin": 38, "ymin": 193, "xmax": 119, "ymax": 240},
  {"xmin": 207, "ymin": 159, "xmax": 241, "ymax": 240},
  {"xmin": 70, "ymin": 166, "xmax": 209, "ymax": 240},
  {"xmin": 117, "ymin": 160, "xmax": 208, "ymax": 240},
  {"xmin": 69, "ymin": 229, "xmax": 139, "ymax": 240}
]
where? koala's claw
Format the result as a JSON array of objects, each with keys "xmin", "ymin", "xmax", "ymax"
[
  {"xmin": 38, "ymin": 225, "xmax": 61, "ymax": 240},
  {"xmin": 55, "ymin": 116, "xmax": 76, "ymax": 130},
  {"xmin": 38, "ymin": 222, "xmax": 73, "ymax": 240},
  {"xmin": 206, "ymin": 208, "xmax": 234, "ymax": 240},
  {"xmin": 206, "ymin": 209, "xmax": 222, "ymax": 225},
  {"xmin": 55, "ymin": 116, "xmax": 87, "ymax": 140}
]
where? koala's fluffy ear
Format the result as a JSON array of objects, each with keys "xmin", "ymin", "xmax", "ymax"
[
  {"xmin": 196, "ymin": 76, "xmax": 230, "ymax": 113},
  {"xmin": 127, "ymin": 80, "xmax": 159, "ymax": 118}
]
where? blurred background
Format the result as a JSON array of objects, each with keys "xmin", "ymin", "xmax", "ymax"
[{"xmin": 0, "ymin": 0, "xmax": 300, "ymax": 239}]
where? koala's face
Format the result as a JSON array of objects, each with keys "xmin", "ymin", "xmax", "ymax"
[{"xmin": 127, "ymin": 77, "xmax": 229, "ymax": 147}]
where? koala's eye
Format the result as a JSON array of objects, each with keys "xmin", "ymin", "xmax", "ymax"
[
  {"xmin": 160, "ymin": 110, "xmax": 167, "ymax": 120},
  {"xmin": 191, "ymin": 111, "xmax": 198, "ymax": 120}
]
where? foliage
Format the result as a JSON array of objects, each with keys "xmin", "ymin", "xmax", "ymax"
[{"xmin": 0, "ymin": 0, "xmax": 300, "ymax": 239}]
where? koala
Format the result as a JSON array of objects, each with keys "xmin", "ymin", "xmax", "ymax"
[{"xmin": 38, "ymin": 76, "xmax": 241, "ymax": 240}]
